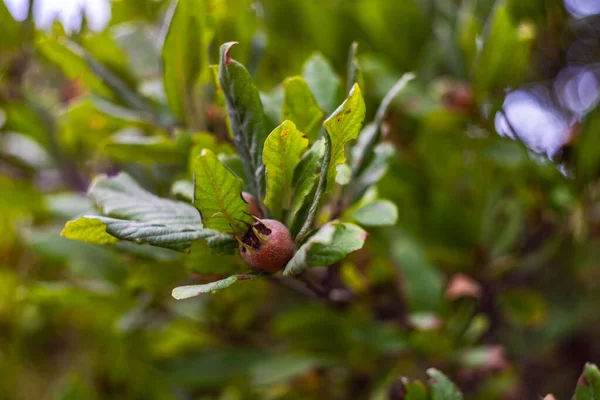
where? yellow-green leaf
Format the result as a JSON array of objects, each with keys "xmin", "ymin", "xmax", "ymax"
[
  {"xmin": 282, "ymin": 76, "xmax": 324, "ymax": 143},
  {"xmin": 61, "ymin": 217, "xmax": 118, "ymax": 246},
  {"xmin": 263, "ymin": 120, "xmax": 309, "ymax": 220},
  {"xmin": 323, "ymin": 84, "xmax": 366, "ymax": 192},
  {"xmin": 193, "ymin": 148, "xmax": 253, "ymax": 233}
]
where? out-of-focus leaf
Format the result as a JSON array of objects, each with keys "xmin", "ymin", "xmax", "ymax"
[
  {"xmin": 160, "ymin": 0, "xmax": 204, "ymax": 126},
  {"xmin": 576, "ymin": 111, "xmax": 600, "ymax": 184},
  {"xmin": 391, "ymin": 234, "xmax": 445, "ymax": 312},
  {"xmin": 346, "ymin": 41, "xmax": 364, "ymax": 94},
  {"xmin": 350, "ymin": 73, "xmax": 414, "ymax": 176},
  {"xmin": 573, "ymin": 363, "xmax": 600, "ymax": 400},
  {"xmin": 218, "ymin": 42, "xmax": 269, "ymax": 200},
  {"xmin": 474, "ymin": 5, "xmax": 534, "ymax": 93},
  {"xmin": 103, "ymin": 131, "xmax": 191, "ymax": 164},
  {"xmin": 499, "ymin": 289, "xmax": 547, "ymax": 327},
  {"xmin": 81, "ymin": 30, "xmax": 137, "ymax": 89},
  {"xmin": 38, "ymin": 37, "xmax": 154, "ymax": 115},
  {"xmin": 172, "ymin": 274, "xmax": 257, "ymax": 299},
  {"xmin": 354, "ymin": 142, "xmax": 396, "ymax": 198},
  {"xmin": 185, "ymin": 241, "xmax": 245, "ymax": 274},
  {"xmin": 0, "ymin": 1, "xmax": 25, "ymax": 51},
  {"xmin": 350, "ymin": 199, "xmax": 398, "ymax": 226},
  {"xmin": 427, "ymin": 368, "xmax": 463, "ymax": 400},
  {"xmin": 282, "ymin": 76, "xmax": 324, "ymax": 143},
  {"xmin": 171, "ymin": 180, "xmax": 194, "ymax": 201},
  {"xmin": 263, "ymin": 120, "xmax": 309, "ymax": 219},
  {"xmin": 402, "ymin": 379, "xmax": 429, "ymax": 400},
  {"xmin": 286, "ymin": 137, "xmax": 326, "ymax": 232},
  {"xmin": 323, "ymin": 83, "xmax": 366, "ymax": 192},
  {"xmin": 284, "ymin": 222, "xmax": 366, "ymax": 276},
  {"xmin": 302, "ymin": 53, "xmax": 343, "ymax": 114},
  {"xmin": 261, "ymin": 86, "xmax": 284, "ymax": 128},
  {"xmin": 192, "ymin": 148, "xmax": 253, "ymax": 233}
]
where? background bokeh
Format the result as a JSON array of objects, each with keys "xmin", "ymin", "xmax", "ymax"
[{"xmin": 1, "ymin": 0, "xmax": 599, "ymax": 399}]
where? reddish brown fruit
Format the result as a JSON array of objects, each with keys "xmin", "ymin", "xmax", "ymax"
[
  {"xmin": 242, "ymin": 191, "xmax": 263, "ymax": 218},
  {"xmin": 238, "ymin": 219, "xmax": 294, "ymax": 273}
]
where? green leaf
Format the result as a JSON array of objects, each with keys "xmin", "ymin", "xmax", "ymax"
[
  {"xmin": 192, "ymin": 148, "xmax": 253, "ymax": 233},
  {"xmin": 37, "ymin": 37, "xmax": 114, "ymax": 100},
  {"xmin": 474, "ymin": 5, "xmax": 534, "ymax": 93},
  {"xmin": 62, "ymin": 216, "xmax": 221, "ymax": 252},
  {"xmin": 351, "ymin": 200, "xmax": 398, "ymax": 226},
  {"xmin": 38, "ymin": 37, "xmax": 154, "ymax": 116},
  {"xmin": 263, "ymin": 120, "xmax": 309, "ymax": 219},
  {"xmin": 354, "ymin": 142, "xmax": 396, "ymax": 198},
  {"xmin": 391, "ymin": 234, "xmax": 445, "ymax": 312},
  {"xmin": 218, "ymin": 42, "xmax": 269, "ymax": 201},
  {"xmin": 402, "ymin": 379, "xmax": 429, "ymax": 400},
  {"xmin": 573, "ymin": 363, "xmax": 600, "ymax": 400},
  {"xmin": 427, "ymin": 369, "xmax": 463, "ymax": 400},
  {"xmin": 295, "ymin": 134, "xmax": 331, "ymax": 243},
  {"xmin": 323, "ymin": 83, "xmax": 366, "ymax": 192},
  {"xmin": 286, "ymin": 138, "xmax": 326, "ymax": 231},
  {"xmin": 103, "ymin": 132, "xmax": 191, "ymax": 164},
  {"xmin": 351, "ymin": 73, "xmax": 414, "ymax": 175},
  {"xmin": 172, "ymin": 274, "xmax": 257, "ymax": 299},
  {"xmin": 284, "ymin": 222, "xmax": 367, "ymax": 276},
  {"xmin": 60, "ymin": 173, "xmax": 232, "ymax": 252},
  {"xmin": 346, "ymin": 41, "xmax": 364, "ymax": 94},
  {"xmin": 282, "ymin": 76, "xmax": 324, "ymax": 143},
  {"xmin": 302, "ymin": 53, "xmax": 343, "ymax": 114},
  {"xmin": 161, "ymin": 0, "xmax": 204, "ymax": 126}
]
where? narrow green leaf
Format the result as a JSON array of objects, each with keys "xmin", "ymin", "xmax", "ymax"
[
  {"xmin": 351, "ymin": 200, "xmax": 398, "ymax": 226},
  {"xmin": 282, "ymin": 76, "xmax": 324, "ymax": 143},
  {"xmin": 193, "ymin": 148, "xmax": 253, "ymax": 233},
  {"xmin": 37, "ymin": 37, "xmax": 114, "ymax": 100},
  {"xmin": 263, "ymin": 120, "xmax": 309, "ymax": 219},
  {"xmin": 302, "ymin": 53, "xmax": 343, "ymax": 114},
  {"xmin": 295, "ymin": 134, "xmax": 331, "ymax": 243},
  {"xmin": 219, "ymin": 42, "xmax": 269, "ymax": 201},
  {"xmin": 354, "ymin": 142, "xmax": 396, "ymax": 199},
  {"xmin": 284, "ymin": 222, "xmax": 366, "ymax": 276},
  {"xmin": 286, "ymin": 138, "xmax": 326, "ymax": 232},
  {"xmin": 161, "ymin": 0, "xmax": 203, "ymax": 125},
  {"xmin": 351, "ymin": 73, "xmax": 414, "ymax": 175},
  {"xmin": 323, "ymin": 83, "xmax": 366, "ymax": 192},
  {"xmin": 427, "ymin": 369, "xmax": 463, "ymax": 400},
  {"xmin": 346, "ymin": 42, "xmax": 364, "ymax": 94},
  {"xmin": 172, "ymin": 274, "xmax": 257, "ymax": 299},
  {"xmin": 573, "ymin": 363, "xmax": 600, "ymax": 400}
]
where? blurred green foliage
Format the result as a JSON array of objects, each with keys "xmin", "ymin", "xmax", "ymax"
[{"xmin": 1, "ymin": 0, "xmax": 599, "ymax": 399}]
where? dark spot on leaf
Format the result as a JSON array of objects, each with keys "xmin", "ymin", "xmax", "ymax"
[
  {"xmin": 281, "ymin": 129, "xmax": 290, "ymax": 138},
  {"xmin": 345, "ymin": 108, "xmax": 352, "ymax": 114}
]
